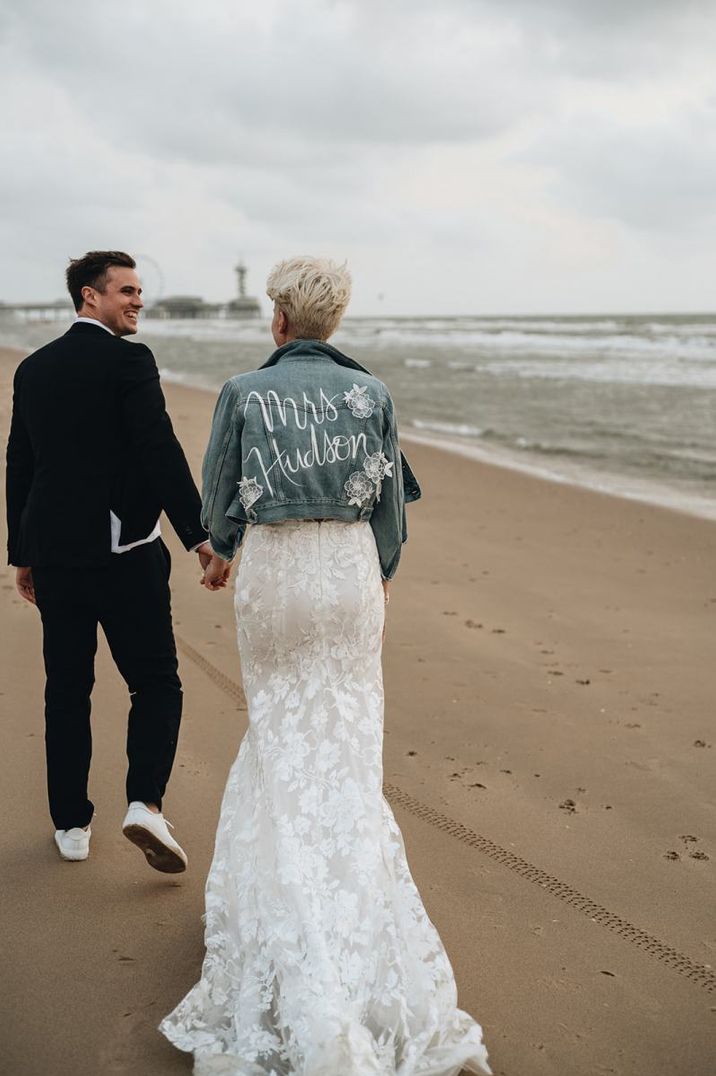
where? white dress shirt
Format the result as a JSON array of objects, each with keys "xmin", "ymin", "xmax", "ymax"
[{"xmin": 75, "ymin": 316, "xmax": 162, "ymax": 554}]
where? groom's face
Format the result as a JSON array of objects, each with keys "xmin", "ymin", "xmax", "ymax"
[{"xmin": 83, "ymin": 266, "xmax": 144, "ymax": 336}]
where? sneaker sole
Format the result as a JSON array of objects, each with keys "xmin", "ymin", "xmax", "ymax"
[
  {"xmin": 55, "ymin": 844, "xmax": 89, "ymax": 861},
  {"xmin": 122, "ymin": 824, "xmax": 187, "ymax": 874}
]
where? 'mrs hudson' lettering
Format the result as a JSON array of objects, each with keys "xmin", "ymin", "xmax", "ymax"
[
  {"xmin": 244, "ymin": 388, "xmax": 339, "ymax": 430},
  {"xmin": 243, "ymin": 389, "xmax": 368, "ymax": 495}
]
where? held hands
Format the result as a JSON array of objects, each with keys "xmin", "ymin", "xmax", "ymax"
[
  {"xmin": 196, "ymin": 543, "xmax": 232, "ymax": 591},
  {"xmin": 203, "ymin": 555, "xmax": 232, "ymax": 591}
]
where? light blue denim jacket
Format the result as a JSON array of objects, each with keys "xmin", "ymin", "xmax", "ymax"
[{"xmin": 201, "ymin": 339, "xmax": 421, "ymax": 579}]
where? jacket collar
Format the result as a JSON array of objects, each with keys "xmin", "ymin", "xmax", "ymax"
[
  {"xmin": 65, "ymin": 321, "xmax": 116, "ymax": 337},
  {"xmin": 260, "ymin": 339, "xmax": 373, "ymax": 376}
]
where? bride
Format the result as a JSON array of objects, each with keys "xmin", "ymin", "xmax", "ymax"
[{"xmin": 160, "ymin": 257, "xmax": 491, "ymax": 1076}]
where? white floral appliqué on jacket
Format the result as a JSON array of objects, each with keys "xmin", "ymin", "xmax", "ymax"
[
  {"xmin": 343, "ymin": 384, "xmax": 376, "ymax": 419},
  {"xmin": 238, "ymin": 476, "xmax": 263, "ymax": 510},
  {"xmin": 344, "ymin": 451, "xmax": 394, "ymax": 506}
]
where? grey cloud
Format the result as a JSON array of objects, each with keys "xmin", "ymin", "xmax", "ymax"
[
  {"xmin": 523, "ymin": 106, "xmax": 716, "ymax": 229},
  {"xmin": 1, "ymin": 0, "xmax": 716, "ymax": 311},
  {"xmin": 491, "ymin": 0, "xmax": 716, "ymax": 80},
  {"xmin": 1, "ymin": 1, "xmax": 531, "ymax": 161}
]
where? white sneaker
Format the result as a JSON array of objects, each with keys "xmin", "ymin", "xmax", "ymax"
[
  {"xmin": 54, "ymin": 826, "xmax": 91, "ymax": 861},
  {"xmin": 122, "ymin": 802, "xmax": 187, "ymax": 874}
]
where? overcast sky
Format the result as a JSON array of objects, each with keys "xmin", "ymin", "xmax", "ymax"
[{"xmin": 1, "ymin": 0, "xmax": 715, "ymax": 315}]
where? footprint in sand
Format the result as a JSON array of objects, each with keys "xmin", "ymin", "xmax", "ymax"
[{"xmin": 678, "ymin": 835, "xmax": 710, "ymax": 861}]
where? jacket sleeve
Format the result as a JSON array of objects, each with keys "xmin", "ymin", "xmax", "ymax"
[
  {"xmin": 5, "ymin": 365, "xmax": 34, "ymax": 566},
  {"xmin": 118, "ymin": 343, "xmax": 207, "ymax": 551},
  {"xmin": 369, "ymin": 391, "xmax": 407, "ymax": 581},
  {"xmin": 201, "ymin": 380, "xmax": 245, "ymax": 560}
]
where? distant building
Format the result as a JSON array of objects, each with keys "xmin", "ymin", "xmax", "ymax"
[
  {"xmin": 0, "ymin": 299, "xmax": 73, "ymax": 322},
  {"xmin": 149, "ymin": 295, "xmax": 221, "ymax": 319},
  {"xmin": 226, "ymin": 262, "xmax": 261, "ymax": 318},
  {"xmin": 128, "ymin": 263, "xmax": 263, "ymax": 320}
]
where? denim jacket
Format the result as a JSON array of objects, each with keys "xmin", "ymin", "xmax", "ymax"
[{"xmin": 201, "ymin": 339, "xmax": 421, "ymax": 579}]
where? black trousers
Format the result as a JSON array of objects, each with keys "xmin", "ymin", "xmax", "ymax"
[{"xmin": 33, "ymin": 539, "xmax": 182, "ymax": 830}]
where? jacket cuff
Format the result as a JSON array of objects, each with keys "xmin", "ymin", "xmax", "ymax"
[{"xmin": 207, "ymin": 534, "xmax": 238, "ymax": 561}]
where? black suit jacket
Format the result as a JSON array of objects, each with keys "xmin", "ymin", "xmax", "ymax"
[{"xmin": 6, "ymin": 322, "xmax": 207, "ymax": 567}]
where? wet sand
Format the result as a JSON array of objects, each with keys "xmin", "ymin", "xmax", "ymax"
[{"xmin": 1, "ymin": 343, "xmax": 714, "ymax": 1075}]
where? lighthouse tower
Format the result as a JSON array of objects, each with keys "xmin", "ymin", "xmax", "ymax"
[{"xmin": 227, "ymin": 260, "xmax": 261, "ymax": 318}]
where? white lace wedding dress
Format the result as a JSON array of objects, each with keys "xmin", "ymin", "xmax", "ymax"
[{"xmin": 160, "ymin": 520, "xmax": 491, "ymax": 1076}]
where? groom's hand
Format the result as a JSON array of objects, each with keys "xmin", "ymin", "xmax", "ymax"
[
  {"xmin": 196, "ymin": 541, "xmax": 213, "ymax": 571},
  {"xmin": 201, "ymin": 554, "xmax": 232, "ymax": 591},
  {"xmin": 16, "ymin": 566, "xmax": 36, "ymax": 605}
]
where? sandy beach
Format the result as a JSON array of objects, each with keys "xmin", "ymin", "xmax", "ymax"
[{"xmin": 1, "ymin": 341, "xmax": 714, "ymax": 1076}]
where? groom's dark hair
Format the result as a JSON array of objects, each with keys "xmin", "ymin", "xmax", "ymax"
[{"xmin": 66, "ymin": 250, "xmax": 136, "ymax": 312}]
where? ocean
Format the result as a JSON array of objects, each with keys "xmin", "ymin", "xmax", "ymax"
[{"xmin": 3, "ymin": 313, "xmax": 715, "ymax": 520}]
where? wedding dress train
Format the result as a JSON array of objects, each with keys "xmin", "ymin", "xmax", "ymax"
[{"xmin": 160, "ymin": 521, "xmax": 491, "ymax": 1076}]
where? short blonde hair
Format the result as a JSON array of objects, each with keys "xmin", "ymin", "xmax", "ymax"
[{"xmin": 266, "ymin": 256, "xmax": 352, "ymax": 340}]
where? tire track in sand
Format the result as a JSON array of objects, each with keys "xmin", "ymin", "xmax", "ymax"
[{"xmin": 176, "ymin": 633, "xmax": 716, "ymax": 996}]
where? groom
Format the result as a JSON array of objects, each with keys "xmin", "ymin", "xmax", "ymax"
[{"xmin": 5, "ymin": 250, "xmax": 223, "ymax": 873}]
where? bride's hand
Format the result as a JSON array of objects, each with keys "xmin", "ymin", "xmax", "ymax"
[{"xmin": 202, "ymin": 554, "xmax": 232, "ymax": 591}]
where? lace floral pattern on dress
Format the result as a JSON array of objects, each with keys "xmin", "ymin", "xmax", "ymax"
[{"xmin": 160, "ymin": 521, "xmax": 491, "ymax": 1076}]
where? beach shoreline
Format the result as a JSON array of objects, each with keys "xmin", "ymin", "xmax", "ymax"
[
  {"xmin": 1, "ymin": 341, "xmax": 715, "ymax": 1075},
  {"xmin": 6, "ymin": 337, "xmax": 714, "ymax": 524},
  {"xmin": 4, "ymin": 308, "xmax": 716, "ymax": 529},
  {"xmin": 149, "ymin": 358, "xmax": 716, "ymax": 526}
]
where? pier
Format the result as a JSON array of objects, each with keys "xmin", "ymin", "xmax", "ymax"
[
  {"xmin": 1, "ymin": 261, "xmax": 262, "ymax": 323},
  {"xmin": 0, "ymin": 300, "xmax": 74, "ymax": 322},
  {"xmin": 145, "ymin": 260, "xmax": 261, "ymax": 320}
]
